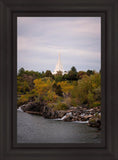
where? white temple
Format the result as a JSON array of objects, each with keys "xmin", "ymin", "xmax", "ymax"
[{"xmin": 53, "ymin": 53, "xmax": 64, "ymax": 75}]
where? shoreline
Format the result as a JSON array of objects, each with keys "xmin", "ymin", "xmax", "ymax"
[{"xmin": 18, "ymin": 102, "xmax": 101, "ymax": 129}]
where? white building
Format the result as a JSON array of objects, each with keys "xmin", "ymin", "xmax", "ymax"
[{"xmin": 53, "ymin": 53, "xmax": 64, "ymax": 75}]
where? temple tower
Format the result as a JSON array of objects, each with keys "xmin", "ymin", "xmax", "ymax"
[{"xmin": 53, "ymin": 53, "xmax": 64, "ymax": 75}]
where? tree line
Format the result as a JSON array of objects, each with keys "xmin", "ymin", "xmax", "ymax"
[{"xmin": 17, "ymin": 67, "xmax": 101, "ymax": 109}]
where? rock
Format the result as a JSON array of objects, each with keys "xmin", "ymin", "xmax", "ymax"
[
  {"xmin": 20, "ymin": 102, "xmax": 101, "ymax": 128},
  {"xmin": 96, "ymin": 120, "xmax": 101, "ymax": 128},
  {"xmin": 62, "ymin": 112, "xmax": 73, "ymax": 121},
  {"xmin": 88, "ymin": 116, "xmax": 101, "ymax": 129},
  {"xmin": 25, "ymin": 111, "xmax": 41, "ymax": 115},
  {"xmin": 63, "ymin": 114, "xmax": 73, "ymax": 122},
  {"xmin": 57, "ymin": 111, "xmax": 67, "ymax": 118},
  {"xmin": 21, "ymin": 102, "xmax": 44, "ymax": 112},
  {"xmin": 81, "ymin": 115, "xmax": 93, "ymax": 121}
]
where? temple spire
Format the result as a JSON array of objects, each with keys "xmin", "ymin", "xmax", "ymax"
[{"xmin": 53, "ymin": 53, "xmax": 64, "ymax": 75}]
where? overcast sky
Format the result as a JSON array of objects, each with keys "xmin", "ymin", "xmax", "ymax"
[{"xmin": 17, "ymin": 17, "xmax": 101, "ymax": 73}]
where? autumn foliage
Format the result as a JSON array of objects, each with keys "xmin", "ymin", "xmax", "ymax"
[{"xmin": 17, "ymin": 67, "xmax": 101, "ymax": 109}]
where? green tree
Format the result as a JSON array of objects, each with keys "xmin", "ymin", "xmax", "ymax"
[
  {"xmin": 62, "ymin": 74, "xmax": 69, "ymax": 80},
  {"xmin": 71, "ymin": 73, "xmax": 101, "ymax": 107},
  {"xmin": 54, "ymin": 74, "xmax": 63, "ymax": 82},
  {"xmin": 87, "ymin": 70, "xmax": 94, "ymax": 76},
  {"xmin": 45, "ymin": 70, "xmax": 53, "ymax": 78},
  {"xmin": 71, "ymin": 66, "xmax": 77, "ymax": 73},
  {"xmin": 52, "ymin": 83, "xmax": 63, "ymax": 96},
  {"xmin": 18, "ymin": 67, "xmax": 25, "ymax": 76},
  {"xmin": 68, "ymin": 70, "xmax": 78, "ymax": 80},
  {"xmin": 77, "ymin": 71, "xmax": 87, "ymax": 79},
  {"xmin": 66, "ymin": 66, "xmax": 78, "ymax": 80}
]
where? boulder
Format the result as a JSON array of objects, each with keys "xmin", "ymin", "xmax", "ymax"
[
  {"xmin": 21, "ymin": 102, "xmax": 44, "ymax": 112},
  {"xmin": 20, "ymin": 102, "xmax": 101, "ymax": 128},
  {"xmin": 88, "ymin": 118, "xmax": 101, "ymax": 129},
  {"xmin": 57, "ymin": 111, "xmax": 67, "ymax": 118},
  {"xmin": 63, "ymin": 114, "xmax": 73, "ymax": 122}
]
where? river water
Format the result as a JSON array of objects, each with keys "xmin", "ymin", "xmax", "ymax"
[{"xmin": 17, "ymin": 110, "xmax": 101, "ymax": 143}]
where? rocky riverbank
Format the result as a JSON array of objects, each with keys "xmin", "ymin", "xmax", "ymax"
[{"xmin": 19, "ymin": 102, "xmax": 101, "ymax": 129}]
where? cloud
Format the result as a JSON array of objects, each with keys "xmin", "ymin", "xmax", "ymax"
[{"xmin": 17, "ymin": 17, "xmax": 101, "ymax": 72}]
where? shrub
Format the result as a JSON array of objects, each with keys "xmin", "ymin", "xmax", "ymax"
[
  {"xmin": 47, "ymin": 103, "xmax": 54, "ymax": 108},
  {"xmin": 63, "ymin": 97, "xmax": 71, "ymax": 106},
  {"xmin": 43, "ymin": 90, "xmax": 58, "ymax": 102},
  {"xmin": 92, "ymin": 101, "xmax": 101, "ymax": 107},
  {"xmin": 17, "ymin": 94, "xmax": 31, "ymax": 106},
  {"xmin": 71, "ymin": 98, "xmax": 79, "ymax": 107},
  {"xmin": 52, "ymin": 83, "xmax": 63, "ymax": 96},
  {"xmin": 54, "ymin": 102, "xmax": 69, "ymax": 110},
  {"xmin": 87, "ymin": 91, "xmax": 94, "ymax": 107},
  {"xmin": 57, "ymin": 81, "xmax": 73, "ymax": 96},
  {"xmin": 70, "ymin": 73, "xmax": 101, "ymax": 107}
]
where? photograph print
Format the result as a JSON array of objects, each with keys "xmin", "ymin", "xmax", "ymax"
[{"xmin": 17, "ymin": 17, "xmax": 101, "ymax": 143}]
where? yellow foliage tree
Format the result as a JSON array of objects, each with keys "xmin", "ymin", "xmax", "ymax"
[
  {"xmin": 33, "ymin": 79, "xmax": 52, "ymax": 96},
  {"xmin": 57, "ymin": 81, "xmax": 73, "ymax": 95},
  {"xmin": 44, "ymin": 90, "xmax": 58, "ymax": 103}
]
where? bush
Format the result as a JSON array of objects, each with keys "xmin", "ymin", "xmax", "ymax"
[
  {"xmin": 17, "ymin": 94, "xmax": 31, "ymax": 106},
  {"xmin": 63, "ymin": 97, "xmax": 71, "ymax": 106},
  {"xmin": 71, "ymin": 98, "xmax": 79, "ymax": 107},
  {"xmin": 70, "ymin": 73, "xmax": 101, "ymax": 107},
  {"xmin": 43, "ymin": 90, "xmax": 58, "ymax": 102},
  {"xmin": 54, "ymin": 102, "xmax": 69, "ymax": 110},
  {"xmin": 47, "ymin": 103, "xmax": 54, "ymax": 108},
  {"xmin": 92, "ymin": 101, "xmax": 101, "ymax": 107},
  {"xmin": 17, "ymin": 69, "xmax": 101, "ymax": 110},
  {"xmin": 52, "ymin": 83, "xmax": 63, "ymax": 96},
  {"xmin": 87, "ymin": 91, "xmax": 94, "ymax": 107}
]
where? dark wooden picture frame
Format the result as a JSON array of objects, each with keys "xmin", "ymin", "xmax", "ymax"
[{"xmin": 0, "ymin": 0, "xmax": 118, "ymax": 159}]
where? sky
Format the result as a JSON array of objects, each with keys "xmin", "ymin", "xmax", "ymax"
[{"xmin": 17, "ymin": 17, "xmax": 101, "ymax": 73}]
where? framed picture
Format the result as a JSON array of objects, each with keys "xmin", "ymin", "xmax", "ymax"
[
  {"xmin": 17, "ymin": 17, "xmax": 102, "ymax": 144},
  {"xmin": 0, "ymin": 0, "xmax": 118, "ymax": 160}
]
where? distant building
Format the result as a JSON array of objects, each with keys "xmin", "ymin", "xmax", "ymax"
[{"xmin": 53, "ymin": 53, "xmax": 64, "ymax": 75}]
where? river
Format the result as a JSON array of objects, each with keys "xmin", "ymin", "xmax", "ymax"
[{"xmin": 17, "ymin": 110, "xmax": 101, "ymax": 143}]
